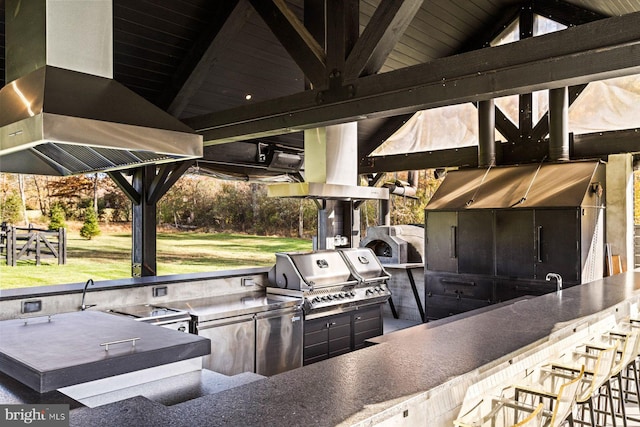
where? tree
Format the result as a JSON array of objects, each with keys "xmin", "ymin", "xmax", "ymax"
[
  {"xmin": 80, "ymin": 206, "xmax": 100, "ymax": 239},
  {"xmin": 48, "ymin": 203, "xmax": 67, "ymax": 230}
]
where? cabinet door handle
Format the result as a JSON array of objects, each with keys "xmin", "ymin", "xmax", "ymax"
[
  {"xmin": 450, "ymin": 226, "xmax": 457, "ymax": 258},
  {"xmin": 326, "ymin": 322, "xmax": 337, "ymax": 328},
  {"xmin": 355, "ymin": 316, "xmax": 362, "ymax": 320},
  {"xmin": 536, "ymin": 225, "xmax": 543, "ymax": 263}
]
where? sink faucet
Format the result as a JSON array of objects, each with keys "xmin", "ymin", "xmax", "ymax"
[
  {"xmin": 81, "ymin": 278, "xmax": 96, "ymax": 311},
  {"xmin": 546, "ymin": 273, "xmax": 563, "ymax": 292}
]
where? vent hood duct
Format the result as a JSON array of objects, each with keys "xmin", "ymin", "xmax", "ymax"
[{"xmin": 0, "ymin": 0, "xmax": 202, "ymax": 176}]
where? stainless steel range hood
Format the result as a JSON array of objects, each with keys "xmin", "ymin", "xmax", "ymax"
[
  {"xmin": 0, "ymin": 0, "xmax": 202, "ymax": 176},
  {"xmin": 268, "ymin": 124, "xmax": 388, "ymax": 201}
]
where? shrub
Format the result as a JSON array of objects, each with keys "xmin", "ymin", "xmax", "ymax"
[
  {"xmin": 80, "ymin": 206, "xmax": 101, "ymax": 239},
  {"xmin": 48, "ymin": 203, "xmax": 67, "ymax": 230}
]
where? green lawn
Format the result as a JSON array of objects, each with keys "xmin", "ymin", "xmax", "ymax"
[{"xmin": 0, "ymin": 231, "xmax": 312, "ymax": 289}]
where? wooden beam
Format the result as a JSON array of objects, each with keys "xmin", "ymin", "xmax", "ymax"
[
  {"xmin": 156, "ymin": 1, "xmax": 245, "ymax": 116},
  {"xmin": 532, "ymin": 0, "xmax": 606, "ymax": 26},
  {"xmin": 494, "ymin": 107, "xmax": 520, "ymax": 143},
  {"xmin": 358, "ymin": 127, "xmax": 640, "ymax": 173},
  {"xmin": 358, "ymin": 114, "xmax": 415, "ymax": 159},
  {"xmin": 343, "ymin": 0, "xmax": 423, "ymax": 80},
  {"xmin": 573, "ymin": 129, "xmax": 640, "ymax": 159},
  {"xmin": 147, "ymin": 161, "xmax": 195, "ymax": 204},
  {"xmin": 249, "ymin": 0, "xmax": 327, "ymax": 88},
  {"xmin": 529, "ymin": 84, "xmax": 586, "ymax": 143},
  {"xmin": 185, "ymin": 12, "xmax": 640, "ymax": 145},
  {"xmin": 107, "ymin": 171, "xmax": 140, "ymax": 205},
  {"xmin": 359, "ymin": 147, "xmax": 479, "ymax": 173}
]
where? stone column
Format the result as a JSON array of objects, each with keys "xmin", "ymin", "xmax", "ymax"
[{"xmin": 606, "ymin": 153, "xmax": 634, "ymax": 272}]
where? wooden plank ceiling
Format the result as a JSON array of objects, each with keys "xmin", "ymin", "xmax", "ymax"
[{"xmin": 1, "ymin": 0, "xmax": 639, "ymax": 178}]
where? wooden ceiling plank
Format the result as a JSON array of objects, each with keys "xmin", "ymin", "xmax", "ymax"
[
  {"xmin": 343, "ymin": 0, "xmax": 424, "ymax": 80},
  {"xmin": 249, "ymin": 0, "xmax": 327, "ymax": 88},
  {"xmin": 156, "ymin": 0, "xmax": 245, "ymax": 115},
  {"xmin": 185, "ymin": 12, "xmax": 640, "ymax": 144}
]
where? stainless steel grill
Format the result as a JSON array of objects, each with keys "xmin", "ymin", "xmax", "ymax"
[{"xmin": 267, "ymin": 248, "xmax": 391, "ymax": 319}]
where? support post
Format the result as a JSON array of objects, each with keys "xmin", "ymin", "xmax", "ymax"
[
  {"xmin": 549, "ymin": 87, "xmax": 570, "ymax": 161},
  {"xmin": 132, "ymin": 165, "xmax": 157, "ymax": 277},
  {"xmin": 478, "ymin": 99, "xmax": 496, "ymax": 167}
]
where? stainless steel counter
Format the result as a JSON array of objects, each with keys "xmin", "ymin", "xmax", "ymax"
[{"xmin": 167, "ymin": 291, "xmax": 301, "ymax": 322}]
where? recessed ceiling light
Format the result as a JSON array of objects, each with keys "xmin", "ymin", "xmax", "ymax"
[{"xmin": 245, "ymin": 94, "xmax": 252, "ymax": 100}]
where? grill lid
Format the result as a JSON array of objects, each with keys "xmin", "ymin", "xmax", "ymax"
[
  {"xmin": 339, "ymin": 248, "xmax": 390, "ymax": 282},
  {"xmin": 269, "ymin": 251, "xmax": 356, "ymax": 291}
]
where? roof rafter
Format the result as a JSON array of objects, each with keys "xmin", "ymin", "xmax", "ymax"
[
  {"xmin": 343, "ymin": 0, "xmax": 423, "ymax": 81},
  {"xmin": 249, "ymin": 0, "xmax": 327, "ymax": 88},
  {"xmin": 156, "ymin": 0, "xmax": 244, "ymax": 116},
  {"xmin": 185, "ymin": 11, "xmax": 640, "ymax": 145}
]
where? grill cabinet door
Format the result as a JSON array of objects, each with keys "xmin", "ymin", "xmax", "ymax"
[
  {"xmin": 496, "ymin": 210, "xmax": 534, "ymax": 278},
  {"xmin": 534, "ymin": 209, "xmax": 580, "ymax": 283},
  {"xmin": 458, "ymin": 210, "xmax": 494, "ymax": 275},
  {"xmin": 353, "ymin": 305, "xmax": 382, "ymax": 350},
  {"xmin": 426, "ymin": 211, "xmax": 458, "ymax": 272},
  {"xmin": 303, "ymin": 312, "xmax": 351, "ymax": 365}
]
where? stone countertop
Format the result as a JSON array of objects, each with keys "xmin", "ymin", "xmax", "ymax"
[
  {"xmin": 0, "ymin": 311, "xmax": 210, "ymax": 393},
  {"xmin": 4, "ymin": 272, "xmax": 639, "ymax": 426}
]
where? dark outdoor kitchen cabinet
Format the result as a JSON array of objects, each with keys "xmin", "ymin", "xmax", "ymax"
[
  {"xmin": 458, "ymin": 210, "xmax": 494, "ymax": 275},
  {"xmin": 425, "ymin": 211, "xmax": 458, "ymax": 272},
  {"xmin": 303, "ymin": 305, "xmax": 383, "ymax": 365},
  {"xmin": 353, "ymin": 305, "xmax": 383, "ymax": 350},
  {"xmin": 534, "ymin": 209, "xmax": 581, "ymax": 283},
  {"xmin": 425, "ymin": 211, "xmax": 494, "ymax": 275},
  {"xmin": 303, "ymin": 312, "xmax": 352, "ymax": 365}
]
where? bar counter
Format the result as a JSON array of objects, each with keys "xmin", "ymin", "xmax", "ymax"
[{"xmin": 2, "ymin": 271, "xmax": 639, "ymax": 426}]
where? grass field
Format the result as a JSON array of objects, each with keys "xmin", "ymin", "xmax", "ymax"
[{"xmin": 0, "ymin": 228, "xmax": 312, "ymax": 289}]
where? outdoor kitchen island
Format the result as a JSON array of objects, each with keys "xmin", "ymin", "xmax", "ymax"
[
  {"xmin": 1, "ymin": 270, "xmax": 639, "ymax": 426},
  {"xmin": 66, "ymin": 271, "xmax": 640, "ymax": 425}
]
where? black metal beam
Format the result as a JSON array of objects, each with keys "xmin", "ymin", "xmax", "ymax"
[
  {"xmin": 156, "ymin": 1, "xmax": 244, "ymax": 115},
  {"xmin": 249, "ymin": 0, "xmax": 327, "ymax": 88},
  {"xmin": 343, "ymin": 0, "xmax": 423, "ymax": 80},
  {"xmin": 185, "ymin": 12, "xmax": 640, "ymax": 145}
]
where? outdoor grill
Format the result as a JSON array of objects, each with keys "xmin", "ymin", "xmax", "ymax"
[{"xmin": 267, "ymin": 248, "xmax": 391, "ymax": 320}]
